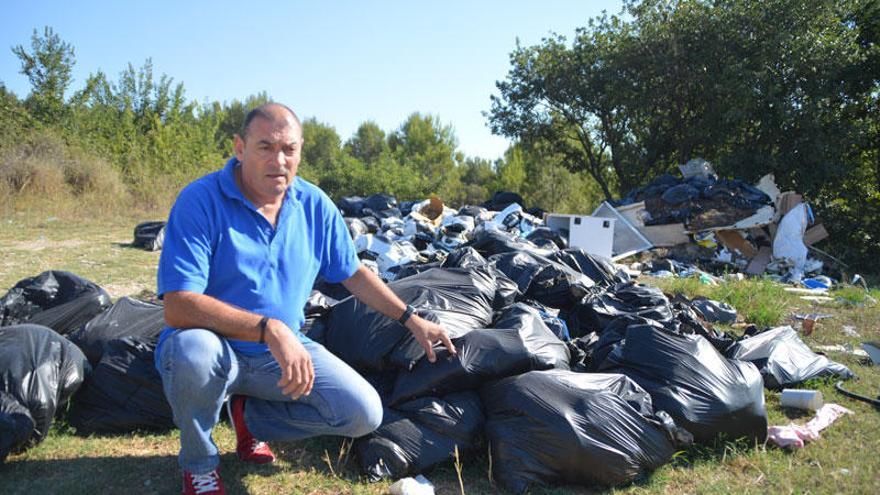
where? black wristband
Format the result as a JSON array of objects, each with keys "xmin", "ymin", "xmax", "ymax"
[
  {"xmin": 397, "ymin": 304, "xmax": 415, "ymax": 326},
  {"xmin": 258, "ymin": 316, "xmax": 269, "ymax": 344}
]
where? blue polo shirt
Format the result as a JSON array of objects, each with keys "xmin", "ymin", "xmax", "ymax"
[{"xmin": 155, "ymin": 157, "xmax": 360, "ymax": 356}]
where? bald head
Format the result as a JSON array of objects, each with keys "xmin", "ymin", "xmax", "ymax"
[{"xmin": 240, "ymin": 102, "xmax": 302, "ymax": 141}]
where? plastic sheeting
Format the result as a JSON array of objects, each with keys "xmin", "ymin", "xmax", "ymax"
[
  {"xmin": 355, "ymin": 391, "xmax": 484, "ymax": 481},
  {"xmin": 68, "ymin": 336, "xmax": 174, "ymax": 434},
  {"xmin": 597, "ymin": 324, "xmax": 767, "ymax": 443},
  {"xmin": 725, "ymin": 326, "xmax": 854, "ymax": 389},
  {"xmin": 68, "ymin": 297, "xmax": 165, "ymax": 365},
  {"xmin": 0, "ymin": 271, "xmax": 111, "ymax": 335},
  {"xmin": 772, "ymin": 203, "xmax": 810, "ymax": 281},
  {"xmin": 389, "ymin": 305, "xmax": 569, "ymax": 405},
  {"xmin": 323, "ymin": 267, "xmax": 497, "ymax": 372},
  {"xmin": 482, "ymin": 370, "xmax": 683, "ymax": 493},
  {"xmin": 0, "ymin": 324, "xmax": 89, "ymax": 460}
]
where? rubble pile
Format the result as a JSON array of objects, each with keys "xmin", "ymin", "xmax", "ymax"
[{"xmin": 600, "ymin": 159, "xmax": 831, "ymax": 283}]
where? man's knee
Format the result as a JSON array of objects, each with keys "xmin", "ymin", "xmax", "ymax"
[
  {"xmin": 163, "ymin": 329, "xmax": 229, "ymax": 384},
  {"xmin": 339, "ymin": 386, "xmax": 383, "ymax": 437}
]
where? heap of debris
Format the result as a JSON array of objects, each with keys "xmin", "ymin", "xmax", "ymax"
[{"xmin": 596, "ymin": 159, "xmax": 830, "ymax": 283}]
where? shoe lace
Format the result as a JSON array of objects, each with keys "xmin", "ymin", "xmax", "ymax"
[
  {"xmin": 251, "ymin": 439, "xmax": 268, "ymax": 452},
  {"xmin": 190, "ymin": 471, "xmax": 220, "ymax": 494}
]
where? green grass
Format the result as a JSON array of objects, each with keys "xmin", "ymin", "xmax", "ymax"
[{"xmin": 2, "ymin": 212, "xmax": 879, "ymax": 494}]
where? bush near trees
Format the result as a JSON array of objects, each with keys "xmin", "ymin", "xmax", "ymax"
[{"xmin": 3, "ymin": 0, "xmax": 878, "ymax": 272}]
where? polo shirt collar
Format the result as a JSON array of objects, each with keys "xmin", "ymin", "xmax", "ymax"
[{"xmin": 218, "ymin": 157, "xmax": 301, "ymax": 209}]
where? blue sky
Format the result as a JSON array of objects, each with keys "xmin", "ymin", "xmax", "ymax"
[{"xmin": 1, "ymin": 1, "xmax": 623, "ymax": 160}]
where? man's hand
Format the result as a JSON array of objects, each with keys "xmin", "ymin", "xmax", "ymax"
[
  {"xmin": 263, "ymin": 318, "xmax": 314, "ymax": 399},
  {"xmin": 406, "ymin": 314, "xmax": 456, "ymax": 363}
]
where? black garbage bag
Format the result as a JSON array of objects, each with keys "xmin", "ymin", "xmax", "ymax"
[
  {"xmin": 466, "ymin": 228, "xmax": 547, "ymax": 257},
  {"xmin": 570, "ymin": 282, "xmax": 673, "ymax": 335},
  {"xmin": 311, "ymin": 277, "xmax": 352, "ymax": 302},
  {"xmin": 324, "ymin": 267, "xmax": 497, "ymax": 372},
  {"xmin": 490, "ymin": 251, "xmax": 594, "ymax": 310},
  {"xmin": 724, "ymin": 326, "xmax": 854, "ymax": 389},
  {"xmin": 457, "ymin": 205, "xmax": 486, "ymax": 218},
  {"xmin": 337, "ymin": 196, "xmax": 365, "ymax": 217},
  {"xmin": 441, "ymin": 246, "xmax": 487, "ymax": 269},
  {"xmin": 362, "ymin": 194, "xmax": 400, "ymax": 219},
  {"xmin": 597, "ymin": 324, "xmax": 767, "ymax": 443},
  {"xmin": 672, "ymin": 297, "xmax": 737, "ymax": 354},
  {"xmin": 442, "ymin": 247, "xmax": 520, "ymax": 310},
  {"xmin": 132, "ymin": 221, "xmax": 166, "ymax": 251},
  {"xmin": 392, "ymin": 261, "xmax": 442, "ymax": 280},
  {"xmin": 525, "ymin": 227, "xmax": 568, "ymax": 250},
  {"xmin": 68, "ymin": 336, "xmax": 174, "ymax": 434},
  {"xmin": 344, "ymin": 217, "xmax": 368, "ymax": 239},
  {"xmin": 389, "ymin": 306, "xmax": 569, "ymax": 405},
  {"xmin": 482, "ymin": 370, "xmax": 682, "ymax": 493},
  {"xmin": 0, "ymin": 391, "xmax": 35, "ymax": 462},
  {"xmin": 0, "ymin": 324, "xmax": 89, "ymax": 451},
  {"xmin": 355, "ymin": 391, "xmax": 484, "ymax": 481},
  {"xmin": 565, "ymin": 332, "xmax": 600, "ymax": 372},
  {"xmin": 0, "ymin": 270, "xmax": 111, "ymax": 335},
  {"xmin": 482, "ymin": 191, "xmax": 524, "ymax": 211},
  {"xmin": 67, "ymin": 297, "xmax": 165, "ymax": 365},
  {"xmin": 545, "ymin": 249, "xmax": 630, "ymax": 287},
  {"xmin": 661, "ymin": 184, "xmax": 700, "ymax": 205},
  {"xmin": 303, "ymin": 290, "xmax": 337, "ymax": 318},
  {"xmin": 691, "ymin": 297, "xmax": 737, "ymax": 324},
  {"xmin": 360, "ymin": 216, "xmax": 381, "ymax": 233}
]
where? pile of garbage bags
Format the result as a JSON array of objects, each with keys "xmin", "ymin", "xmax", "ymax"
[{"xmin": 0, "ymin": 191, "xmax": 856, "ymax": 493}]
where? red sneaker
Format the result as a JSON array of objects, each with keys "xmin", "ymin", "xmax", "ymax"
[
  {"xmin": 226, "ymin": 395, "xmax": 276, "ymax": 464},
  {"xmin": 182, "ymin": 469, "xmax": 225, "ymax": 495}
]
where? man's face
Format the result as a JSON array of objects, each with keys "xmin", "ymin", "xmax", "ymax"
[{"xmin": 234, "ymin": 114, "xmax": 302, "ymax": 203}]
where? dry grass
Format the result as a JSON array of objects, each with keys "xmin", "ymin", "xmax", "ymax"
[{"xmin": 1, "ymin": 212, "xmax": 879, "ymax": 494}]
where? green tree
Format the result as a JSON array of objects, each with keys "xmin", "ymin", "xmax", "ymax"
[
  {"xmin": 344, "ymin": 121, "xmax": 388, "ymax": 164},
  {"xmin": 12, "ymin": 27, "xmax": 75, "ymax": 124},
  {"xmin": 389, "ymin": 113, "xmax": 459, "ymax": 192}
]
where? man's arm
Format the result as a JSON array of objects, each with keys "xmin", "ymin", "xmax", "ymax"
[
  {"xmin": 164, "ymin": 291, "xmax": 314, "ymax": 399},
  {"xmin": 340, "ymin": 265, "xmax": 457, "ymax": 362}
]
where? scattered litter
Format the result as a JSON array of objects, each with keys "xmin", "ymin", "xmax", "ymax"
[
  {"xmin": 767, "ymin": 403, "xmax": 853, "ymax": 449},
  {"xmin": 812, "ymin": 344, "xmax": 868, "ymax": 358},
  {"xmin": 388, "ymin": 475, "xmax": 434, "ymax": 495},
  {"xmin": 840, "ymin": 325, "xmax": 860, "ymax": 338},
  {"xmin": 799, "ymin": 296, "xmax": 835, "ymax": 303},
  {"xmin": 780, "ymin": 389, "xmax": 823, "ymax": 411}
]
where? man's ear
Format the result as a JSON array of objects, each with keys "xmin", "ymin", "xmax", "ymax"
[{"xmin": 233, "ymin": 134, "xmax": 245, "ymax": 161}]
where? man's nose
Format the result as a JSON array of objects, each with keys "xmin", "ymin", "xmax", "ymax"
[{"xmin": 274, "ymin": 151, "xmax": 286, "ymax": 166}]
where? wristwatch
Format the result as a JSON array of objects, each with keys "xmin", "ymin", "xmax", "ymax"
[{"xmin": 397, "ymin": 304, "xmax": 415, "ymax": 326}]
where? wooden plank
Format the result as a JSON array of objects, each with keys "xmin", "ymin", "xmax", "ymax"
[
  {"xmin": 746, "ymin": 246, "xmax": 772, "ymax": 275},
  {"xmin": 715, "ymin": 229, "xmax": 758, "ymax": 258},
  {"xmin": 803, "ymin": 224, "xmax": 829, "ymax": 246},
  {"xmin": 639, "ymin": 223, "xmax": 690, "ymax": 247},
  {"xmin": 777, "ymin": 192, "xmax": 802, "ymax": 218}
]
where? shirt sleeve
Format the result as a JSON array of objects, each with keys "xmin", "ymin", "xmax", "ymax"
[
  {"xmin": 319, "ymin": 194, "xmax": 361, "ymax": 283},
  {"xmin": 157, "ymin": 184, "xmax": 214, "ymax": 298}
]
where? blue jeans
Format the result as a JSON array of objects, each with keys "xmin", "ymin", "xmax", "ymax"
[{"xmin": 157, "ymin": 329, "xmax": 383, "ymax": 474}]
